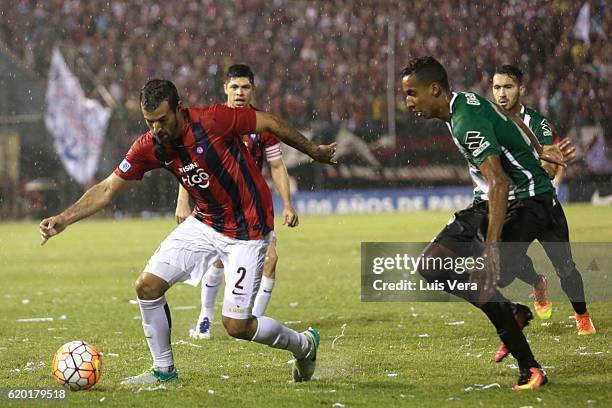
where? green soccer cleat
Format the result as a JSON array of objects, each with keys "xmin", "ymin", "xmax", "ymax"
[
  {"xmin": 120, "ymin": 367, "xmax": 179, "ymax": 385},
  {"xmin": 292, "ymin": 327, "xmax": 320, "ymax": 382}
]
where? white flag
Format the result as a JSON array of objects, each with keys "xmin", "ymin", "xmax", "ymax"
[
  {"xmin": 573, "ymin": 2, "xmax": 591, "ymax": 45},
  {"xmin": 45, "ymin": 47, "xmax": 111, "ymax": 186}
]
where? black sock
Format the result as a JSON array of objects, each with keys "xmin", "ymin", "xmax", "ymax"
[
  {"xmin": 559, "ymin": 268, "xmax": 587, "ymax": 314},
  {"xmin": 480, "ymin": 301, "xmax": 539, "ymax": 370}
]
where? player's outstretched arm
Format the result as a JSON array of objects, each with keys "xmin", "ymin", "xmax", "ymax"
[
  {"xmin": 254, "ymin": 111, "xmax": 337, "ymax": 164},
  {"xmin": 39, "ymin": 173, "xmax": 129, "ymax": 245},
  {"xmin": 175, "ymin": 184, "xmax": 191, "ymax": 224},
  {"xmin": 269, "ymin": 159, "xmax": 298, "ymax": 227}
]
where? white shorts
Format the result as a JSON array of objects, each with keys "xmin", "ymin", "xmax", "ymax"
[{"xmin": 144, "ymin": 216, "xmax": 272, "ymax": 319}]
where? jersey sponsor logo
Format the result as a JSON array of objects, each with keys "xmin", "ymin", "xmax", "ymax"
[
  {"xmin": 178, "ymin": 162, "xmax": 211, "ymax": 188},
  {"xmin": 540, "ymin": 119, "xmax": 553, "ymax": 137},
  {"xmin": 119, "ymin": 159, "xmax": 131, "ymax": 172},
  {"xmin": 182, "ymin": 168, "xmax": 210, "ymax": 189},
  {"xmin": 464, "ymin": 131, "xmax": 491, "ymax": 156},
  {"xmin": 178, "ymin": 162, "xmax": 200, "ymax": 173},
  {"xmin": 464, "ymin": 93, "xmax": 481, "ymax": 106}
]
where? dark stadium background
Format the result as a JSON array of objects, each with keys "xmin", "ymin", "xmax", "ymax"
[{"xmin": 0, "ymin": 0, "xmax": 609, "ymax": 218}]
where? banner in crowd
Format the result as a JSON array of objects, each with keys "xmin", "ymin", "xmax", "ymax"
[
  {"xmin": 272, "ymin": 186, "xmax": 473, "ymax": 215},
  {"xmin": 272, "ymin": 185, "xmax": 569, "ymax": 216},
  {"xmin": 44, "ymin": 47, "xmax": 111, "ymax": 186}
]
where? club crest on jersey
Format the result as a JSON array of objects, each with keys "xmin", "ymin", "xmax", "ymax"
[
  {"xmin": 193, "ymin": 143, "xmax": 207, "ymax": 156},
  {"xmin": 465, "ymin": 131, "xmax": 490, "ymax": 157},
  {"xmin": 119, "ymin": 159, "xmax": 131, "ymax": 173}
]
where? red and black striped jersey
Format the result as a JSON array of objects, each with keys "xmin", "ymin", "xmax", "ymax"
[
  {"xmin": 114, "ymin": 104, "xmax": 274, "ymax": 240},
  {"xmin": 240, "ymin": 132, "xmax": 281, "ymax": 171}
]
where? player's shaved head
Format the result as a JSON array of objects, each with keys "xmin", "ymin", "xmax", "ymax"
[
  {"xmin": 401, "ymin": 56, "xmax": 450, "ymax": 91},
  {"xmin": 140, "ymin": 79, "xmax": 180, "ymax": 112},
  {"xmin": 226, "ymin": 64, "xmax": 255, "ymax": 85},
  {"xmin": 494, "ymin": 65, "xmax": 524, "ymax": 85}
]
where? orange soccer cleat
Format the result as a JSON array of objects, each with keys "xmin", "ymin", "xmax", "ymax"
[
  {"xmin": 575, "ymin": 311, "xmax": 596, "ymax": 335},
  {"xmin": 514, "ymin": 367, "xmax": 548, "ymax": 391},
  {"xmin": 533, "ymin": 275, "xmax": 552, "ymax": 320}
]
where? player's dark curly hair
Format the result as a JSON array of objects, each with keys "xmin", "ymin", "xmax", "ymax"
[
  {"xmin": 226, "ymin": 64, "xmax": 255, "ymax": 85},
  {"xmin": 494, "ymin": 65, "xmax": 524, "ymax": 84},
  {"xmin": 140, "ymin": 79, "xmax": 180, "ymax": 112},
  {"xmin": 400, "ymin": 56, "xmax": 450, "ymax": 91}
]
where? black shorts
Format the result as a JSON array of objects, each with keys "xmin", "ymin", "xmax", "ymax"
[
  {"xmin": 433, "ymin": 199, "xmax": 488, "ymax": 257},
  {"xmin": 538, "ymin": 198, "xmax": 578, "ymax": 278},
  {"xmin": 482, "ymin": 193, "xmax": 560, "ymax": 288}
]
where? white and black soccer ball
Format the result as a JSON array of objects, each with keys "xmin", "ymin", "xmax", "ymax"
[{"xmin": 52, "ymin": 340, "xmax": 102, "ymax": 391}]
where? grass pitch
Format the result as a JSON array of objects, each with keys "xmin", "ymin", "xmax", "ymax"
[{"xmin": 0, "ymin": 204, "xmax": 611, "ymax": 407}]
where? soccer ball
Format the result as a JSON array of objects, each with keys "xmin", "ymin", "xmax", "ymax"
[{"xmin": 52, "ymin": 340, "xmax": 102, "ymax": 391}]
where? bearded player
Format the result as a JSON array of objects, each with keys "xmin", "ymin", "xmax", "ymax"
[
  {"xmin": 491, "ymin": 64, "xmax": 595, "ymax": 335},
  {"xmin": 40, "ymin": 79, "xmax": 336, "ymax": 384}
]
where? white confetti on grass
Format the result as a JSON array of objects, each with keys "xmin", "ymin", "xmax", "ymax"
[
  {"xmin": 463, "ymin": 383, "xmax": 500, "ymax": 392},
  {"xmin": 332, "ymin": 403, "xmax": 345, "ymax": 408},
  {"xmin": 172, "ymin": 340, "xmax": 202, "ymax": 348},
  {"xmin": 16, "ymin": 317, "xmax": 53, "ymax": 322},
  {"xmin": 331, "ymin": 323, "xmax": 347, "ymax": 349},
  {"xmin": 174, "ymin": 305, "xmax": 196, "ymax": 310},
  {"xmin": 446, "ymin": 321, "xmax": 464, "ymax": 326},
  {"xmin": 289, "ymin": 302, "xmax": 299, "ymax": 308},
  {"xmin": 220, "ymin": 375, "xmax": 230, "ymax": 380},
  {"xmin": 418, "ymin": 333, "xmax": 429, "ymax": 338},
  {"xmin": 133, "ymin": 385, "xmax": 166, "ymax": 393},
  {"xmin": 99, "ymin": 397, "xmax": 106, "ymax": 402},
  {"xmin": 208, "ymin": 389, "xmax": 215, "ymax": 395},
  {"xmin": 387, "ymin": 373, "xmax": 398, "ymax": 377},
  {"xmin": 283, "ymin": 320, "xmax": 302, "ymax": 325}
]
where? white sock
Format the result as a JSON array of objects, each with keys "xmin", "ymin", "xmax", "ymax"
[
  {"xmin": 251, "ymin": 316, "xmax": 311, "ymax": 359},
  {"xmin": 252, "ymin": 276, "xmax": 275, "ymax": 317},
  {"xmin": 138, "ymin": 296, "xmax": 174, "ymax": 369},
  {"xmin": 196, "ymin": 265, "xmax": 224, "ymax": 331}
]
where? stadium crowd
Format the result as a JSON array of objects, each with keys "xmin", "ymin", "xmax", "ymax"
[{"xmin": 2, "ymin": 0, "xmax": 610, "ymax": 138}]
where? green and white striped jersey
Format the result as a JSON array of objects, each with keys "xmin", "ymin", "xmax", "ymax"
[
  {"xmin": 518, "ymin": 104, "xmax": 554, "ymax": 146},
  {"xmin": 446, "ymin": 92, "xmax": 554, "ymax": 200}
]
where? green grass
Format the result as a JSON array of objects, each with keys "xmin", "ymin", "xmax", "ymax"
[{"xmin": 0, "ymin": 204, "xmax": 611, "ymax": 407}]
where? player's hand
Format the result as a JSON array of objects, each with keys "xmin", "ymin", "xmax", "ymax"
[
  {"xmin": 282, "ymin": 206, "xmax": 299, "ymax": 227},
  {"xmin": 175, "ymin": 201, "xmax": 192, "ymax": 224},
  {"xmin": 39, "ymin": 215, "xmax": 67, "ymax": 246},
  {"xmin": 540, "ymin": 144, "xmax": 566, "ymax": 168},
  {"xmin": 557, "ymin": 137, "xmax": 577, "ymax": 163},
  {"xmin": 310, "ymin": 142, "xmax": 338, "ymax": 164},
  {"xmin": 471, "ymin": 243, "xmax": 500, "ymax": 305}
]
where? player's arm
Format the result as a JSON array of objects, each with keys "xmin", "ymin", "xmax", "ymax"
[
  {"xmin": 479, "ymin": 155, "xmax": 510, "ymax": 244},
  {"xmin": 254, "ymin": 111, "xmax": 336, "ymax": 164},
  {"xmin": 39, "ymin": 173, "xmax": 130, "ymax": 245},
  {"xmin": 175, "ymin": 184, "xmax": 191, "ymax": 224},
  {"xmin": 454, "ymin": 117, "xmax": 505, "ymax": 296},
  {"xmin": 269, "ymin": 158, "xmax": 298, "ymax": 227},
  {"xmin": 478, "ymin": 155, "xmax": 511, "ymax": 295},
  {"xmin": 552, "ymin": 137, "xmax": 576, "ymax": 187}
]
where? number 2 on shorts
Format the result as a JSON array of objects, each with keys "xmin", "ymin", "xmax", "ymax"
[{"xmin": 234, "ymin": 267, "xmax": 246, "ymax": 290}]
